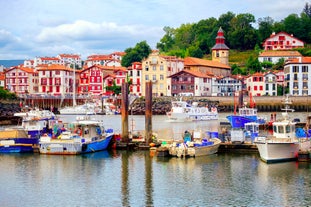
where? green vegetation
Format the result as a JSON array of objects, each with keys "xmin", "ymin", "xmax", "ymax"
[
  {"xmin": 121, "ymin": 41, "xmax": 152, "ymax": 67},
  {"xmin": 154, "ymin": 2, "xmax": 311, "ymax": 75},
  {"xmin": 0, "ymin": 87, "xmax": 18, "ymax": 100}
]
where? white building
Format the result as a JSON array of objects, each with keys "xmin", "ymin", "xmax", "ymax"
[
  {"xmin": 258, "ymin": 50, "xmax": 302, "ymax": 64},
  {"xmin": 262, "ymin": 32, "xmax": 304, "ymax": 50},
  {"xmin": 211, "ymin": 75, "xmax": 243, "ymax": 96},
  {"xmin": 264, "ymin": 72, "xmax": 277, "ymax": 96},
  {"xmin": 284, "ymin": 57, "xmax": 311, "ymax": 96}
]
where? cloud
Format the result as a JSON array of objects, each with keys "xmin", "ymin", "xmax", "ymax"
[
  {"xmin": 0, "ymin": 30, "xmax": 20, "ymax": 47},
  {"xmin": 33, "ymin": 20, "xmax": 164, "ymax": 58},
  {"xmin": 36, "ymin": 20, "xmax": 162, "ymax": 42}
]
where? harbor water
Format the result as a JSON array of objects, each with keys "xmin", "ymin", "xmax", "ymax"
[{"xmin": 1, "ymin": 113, "xmax": 311, "ymax": 206}]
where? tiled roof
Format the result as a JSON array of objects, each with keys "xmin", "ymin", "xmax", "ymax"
[
  {"xmin": 39, "ymin": 57, "xmax": 60, "ymax": 61},
  {"xmin": 36, "ymin": 64, "xmax": 72, "ymax": 71},
  {"xmin": 211, "ymin": 44, "xmax": 229, "ymax": 50},
  {"xmin": 58, "ymin": 54, "xmax": 80, "ymax": 58},
  {"xmin": 184, "ymin": 57, "xmax": 230, "ymax": 69},
  {"xmin": 259, "ymin": 50, "xmax": 302, "ymax": 57},
  {"xmin": 168, "ymin": 69, "xmax": 212, "ymax": 78},
  {"xmin": 286, "ymin": 57, "xmax": 311, "ymax": 64}
]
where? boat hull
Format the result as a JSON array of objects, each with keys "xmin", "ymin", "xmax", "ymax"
[
  {"xmin": 169, "ymin": 138, "xmax": 221, "ymax": 157},
  {"xmin": 226, "ymin": 115, "xmax": 256, "ymax": 128},
  {"xmin": 39, "ymin": 142, "xmax": 82, "ymax": 155},
  {"xmin": 255, "ymin": 141, "xmax": 299, "ymax": 163},
  {"xmin": 0, "ymin": 129, "xmax": 39, "ymax": 153},
  {"xmin": 81, "ymin": 135, "xmax": 113, "ymax": 153}
]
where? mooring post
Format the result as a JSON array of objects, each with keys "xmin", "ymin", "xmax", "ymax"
[
  {"xmin": 145, "ymin": 81, "xmax": 152, "ymax": 144},
  {"xmin": 121, "ymin": 82, "xmax": 129, "ymax": 143},
  {"xmin": 238, "ymin": 90, "xmax": 243, "ymax": 108}
]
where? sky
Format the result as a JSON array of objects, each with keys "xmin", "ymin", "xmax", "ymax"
[{"xmin": 0, "ymin": 0, "xmax": 307, "ymax": 60}]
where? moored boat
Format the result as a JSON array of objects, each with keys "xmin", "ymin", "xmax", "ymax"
[
  {"xmin": 166, "ymin": 98, "xmax": 218, "ymax": 122},
  {"xmin": 168, "ymin": 130, "xmax": 221, "ymax": 157},
  {"xmin": 227, "ymin": 92, "xmax": 266, "ymax": 128},
  {"xmin": 254, "ymin": 95, "xmax": 310, "ymax": 163},
  {"xmin": 39, "ymin": 115, "xmax": 114, "ymax": 155},
  {"xmin": 0, "ymin": 108, "xmax": 59, "ymax": 153}
]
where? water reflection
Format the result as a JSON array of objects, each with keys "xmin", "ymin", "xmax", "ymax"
[{"xmin": 1, "ymin": 150, "xmax": 311, "ymax": 206}]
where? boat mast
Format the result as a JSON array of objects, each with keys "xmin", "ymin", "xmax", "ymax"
[{"xmin": 73, "ymin": 64, "xmax": 77, "ymax": 106}]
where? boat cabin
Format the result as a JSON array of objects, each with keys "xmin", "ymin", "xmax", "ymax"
[{"xmin": 272, "ymin": 121, "xmax": 296, "ymax": 139}]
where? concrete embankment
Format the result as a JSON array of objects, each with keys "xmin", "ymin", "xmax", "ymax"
[
  {"xmin": 0, "ymin": 96, "xmax": 310, "ymax": 125},
  {"xmin": 130, "ymin": 96, "xmax": 311, "ymax": 114}
]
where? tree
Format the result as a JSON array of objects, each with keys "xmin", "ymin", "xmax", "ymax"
[
  {"xmin": 105, "ymin": 81, "xmax": 121, "ymax": 95},
  {"xmin": 272, "ymin": 58, "xmax": 285, "ymax": 70},
  {"xmin": 186, "ymin": 44, "xmax": 204, "ymax": 58},
  {"xmin": 283, "ymin": 14, "xmax": 303, "ymax": 39},
  {"xmin": 303, "ymin": 2, "xmax": 311, "ymax": 18},
  {"xmin": 121, "ymin": 41, "xmax": 152, "ymax": 67},
  {"xmin": 261, "ymin": 61, "xmax": 273, "ymax": 70},
  {"xmin": 245, "ymin": 55, "xmax": 262, "ymax": 74},
  {"xmin": 227, "ymin": 13, "xmax": 257, "ymax": 50},
  {"xmin": 257, "ymin": 16, "xmax": 274, "ymax": 45},
  {"xmin": 231, "ymin": 64, "xmax": 245, "ymax": 75},
  {"xmin": 156, "ymin": 26, "xmax": 175, "ymax": 52}
]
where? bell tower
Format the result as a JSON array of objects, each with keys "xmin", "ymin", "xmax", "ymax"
[{"xmin": 212, "ymin": 27, "xmax": 229, "ymax": 65}]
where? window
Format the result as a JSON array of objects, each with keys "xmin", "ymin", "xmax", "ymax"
[
  {"xmin": 292, "ymin": 66, "xmax": 299, "ymax": 73},
  {"xmin": 294, "ymin": 74, "xmax": 298, "ymax": 80},
  {"xmin": 160, "ymin": 65, "xmax": 164, "ymax": 71},
  {"xmin": 302, "ymin": 66, "xmax": 308, "ymax": 73},
  {"xmin": 160, "ymin": 75, "xmax": 164, "ymax": 80},
  {"xmin": 145, "ymin": 75, "xmax": 149, "ymax": 81},
  {"xmin": 145, "ymin": 66, "xmax": 149, "ymax": 71},
  {"xmin": 152, "ymin": 75, "xmax": 156, "ymax": 81},
  {"xmin": 152, "ymin": 65, "xmax": 156, "ymax": 71}
]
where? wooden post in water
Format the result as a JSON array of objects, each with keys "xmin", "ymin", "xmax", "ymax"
[
  {"xmin": 238, "ymin": 90, "xmax": 243, "ymax": 108},
  {"xmin": 145, "ymin": 81, "xmax": 152, "ymax": 144},
  {"xmin": 121, "ymin": 82, "xmax": 129, "ymax": 143}
]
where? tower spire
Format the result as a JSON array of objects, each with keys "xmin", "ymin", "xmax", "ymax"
[{"xmin": 211, "ymin": 27, "xmax": 229, "ymax": 65}]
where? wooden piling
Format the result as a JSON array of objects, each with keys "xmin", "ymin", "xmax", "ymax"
[
  {"xmin": 145, "ymin": 81, "xmax": 152, "ymax": 144},
  {"xmin": 121, "ymin": 82, "xmax": 129, "ymax": 143}
]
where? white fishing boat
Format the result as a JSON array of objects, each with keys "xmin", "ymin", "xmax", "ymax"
[
  {"xmin": 166, "ymin": 99, "xmax": 218, "ymax": 122},
  {"xmin": 39, "ymin": 115, "xmax": 114, "ymax": 155},
  {"xmin": 59, "ymin": 103, "xmax": 98, "ymax": 115},
  {"xmin": 168, "ymin": 130, "xmax": 221, "ymax": 157},
  {"xmin": 254, "ymin": 95, "xmax": 310, "ymax": 163}
]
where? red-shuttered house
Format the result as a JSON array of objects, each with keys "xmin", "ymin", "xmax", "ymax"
[
  {"xmin": 127, "ymin": 62, "xmax": 142, "ymax": 96},
  {"xmin": 262, "ymin": 32, "xmax": 304, "ymax": 51},
  {"xmin": 245, "ymin": 72, "xmax": 265, "ymax": 96},
  {"xmin": 36, "ymin": 64, "xmax": 74, "ymax": 96},
  {"xmin": 5, "ymin": 66, "xmax": 38, "ymax": 95},
  {"xmin": 78, "ymin": 65, "xmax": 127, "ymax": 96}
]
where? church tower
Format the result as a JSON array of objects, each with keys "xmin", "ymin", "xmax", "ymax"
[{"xmin": 211, "ymin": 27, "xmax": 229, "ymax": 65}]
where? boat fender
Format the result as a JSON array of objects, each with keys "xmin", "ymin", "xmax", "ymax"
[
  {"xmin": 96, "ymin": 127, "xmax": 102, "ymax": 135},
  {"xmin": 296, "ymin": 128, "xmax": 306, "ymax": 138}
]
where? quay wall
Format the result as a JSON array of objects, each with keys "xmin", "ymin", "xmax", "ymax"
[{"xmin": 1, "ymin": 96, "xmax": 310, "ymax": 125}]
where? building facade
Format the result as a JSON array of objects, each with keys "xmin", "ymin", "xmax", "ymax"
[
  {"xmin": 262, "ymin": 32, "xmax": 304, "ymax": 51},
  {"xmin": 258, "ymin": 50, "xmax": 302, "ymax": 64},
  {"xmin": 141, "ymin": 51, "xmax": 184, "ymax": 96},
  {"xmin": 284, "ymin": 57, "xmax": 311, "ymax": 96}
]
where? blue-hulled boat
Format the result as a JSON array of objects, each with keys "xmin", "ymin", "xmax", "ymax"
[
  {"xmin": 0, "ymin": 108, "xmax": 58, "ymax": 153},
  {"xmin": 226, "ymin": 106, "xmax": 266, "ymax": 128},
  {"xmin": 39, "ymin": 115, "xmax": 114, "ymax": 155},
  {"xmin": 227, "ymin": 93, "xmax": 266, "ymax": 128}
]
